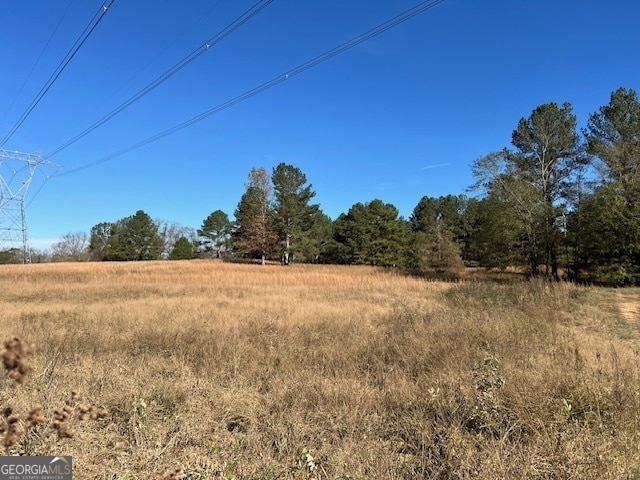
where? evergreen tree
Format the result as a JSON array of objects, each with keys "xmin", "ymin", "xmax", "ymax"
[
  {"xmin": 0, "ymin": 249, "xmax": 22, "ymax": 264},
  {"xmin": 468, "ymin": 177, "xmax": 540, "ymax": 269},
  {"xmin": 271, "ymin": 163, "xmax": 321, "ymax": 264},
  {"xmin": 579, "ymin": 87, "xmax": 640, "ymax": 283},
  {"xmin": 586, "ymin": 87, "xmax": 640, "ymax": 194},
  {"xmin": 409, "ymin": 195, "xmax": 467, "ymax": 272},
  {"xmin": 410, "ymin": 194, "xmax": 467, "ymax": 238},
  {"xmin": 89, "ymin": 222, "xmax": 115, "ymax": 261},
  {"xmin": 169, "ymin": 236, "xmax": 196, "ymax": 260},
  {"xmin": 198, "ymin": 210, "xmax": 231, "ymax": 258},
  {"xmin": 297, "ymin": 211, "xmax": 334, "ymax": 263},
  {"xmin": 333, "ymin": 199, "xmax": 407, "ymax": 266},
  {"xmin": 472, "ymin": 103, "xmax": 585, "ymax": 277},
  {"xmin": 105, "ymin": 210, "xmax": 163, "ymax": 261},
  {"xmin": 156, "ymin": 219, "xmax": 197, "ymax": 259}
]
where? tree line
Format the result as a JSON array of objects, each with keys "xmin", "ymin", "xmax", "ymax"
[{"xmin": 9, "ymin": 87, "xmax": 639, "ymax": 285}]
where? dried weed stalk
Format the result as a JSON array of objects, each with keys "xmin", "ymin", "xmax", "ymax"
[
  {"xmin": 0, "ymin": 337, "xmax": 45, "ymax": 450},
  {"xmin": 2, "ymin": 336, "xmax": 34, "ymax": 384},
  {"xmin": 51, "ymin": 391, "xmax": 109, "ymax": 440},
  {"xmin": 1, "ymin": 336, "xmax": 107, "ymax": 450},
  {"xmin": 161, "ymin": 465, "xmax": 186, "ymax": 480},
  {"xmin": 0, "ymin": 405, "xmax": 46, "ymax": 449}
]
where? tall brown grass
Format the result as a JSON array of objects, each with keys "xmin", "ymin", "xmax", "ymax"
[{"xmin": 0, "ymin": 260, "xmax": 638, "ymax": 478}]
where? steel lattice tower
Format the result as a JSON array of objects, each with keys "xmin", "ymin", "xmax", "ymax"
[{"xmin": 0, "ymin": 148, "xmax": 61, "ymax": 263}]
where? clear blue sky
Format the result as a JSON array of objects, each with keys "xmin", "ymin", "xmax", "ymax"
[{"xmin": 1, "ymin": 0, "xmax": 638, "ymax": 249}]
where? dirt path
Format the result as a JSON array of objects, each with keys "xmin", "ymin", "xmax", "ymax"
[{"xmin": 615, "ymin": 291, "xmax": 640, "ymax": 323}]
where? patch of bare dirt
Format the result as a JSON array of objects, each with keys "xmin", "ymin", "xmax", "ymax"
[{"xmin": 615, "ymin": 291, "xmax": 640, "ymax": 323}]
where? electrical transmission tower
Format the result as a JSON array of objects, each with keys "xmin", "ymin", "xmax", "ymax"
[{"xmin": 0, "ymin": 148, "xmax": 61, "ymax": 263}]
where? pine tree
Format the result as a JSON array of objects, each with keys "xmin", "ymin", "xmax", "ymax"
[
  {"xmin": 271, "ymin": 163, "xmax": 320, "ymax": 264},
  {"xmin": 104, "ymin": 210, "xmax": 163, "ymax": 261},
  {"xmin": 169, "ymin": 236, "xmax": 196, "ymax": 260},
  {"xmin": 333, "ymin": 199, "xmax": 407, "ymax": 266},
  {"xmin": 472, "ymin": 103, "xmax": 585, "ymax": 277},
  {"xmin": 579, "ymin": 87, "xmax": 640, "ymax": 284},
  {"xmin": 198, "ymin": 210, "xmax": 231, "ymax": 258}
]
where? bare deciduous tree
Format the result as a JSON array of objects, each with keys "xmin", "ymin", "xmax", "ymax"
[{"xmin": 52, "ymin": 231, "xmax": 90, "ymax": 262}]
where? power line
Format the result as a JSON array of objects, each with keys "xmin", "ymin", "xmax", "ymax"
[
  {"xmin": 0, "ymin": 0, "xmax": 116, "ymax": 147},
  {"xmin": 47, "ymin": 0, "xmax": 275, "ymax": 157},
  {"xmin": 53, "ymin": 0, "xmax": 445, "ymax": 178},
  {"xmin": 51, "ymin": 0, "xmax": 225, "ymax": 147},
  {"xmin": 0, "ymin": 0, "xmax": 75, "ymax": 129}
]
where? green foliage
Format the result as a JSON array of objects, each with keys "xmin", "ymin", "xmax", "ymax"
[
  {"xmin": 409, "ymin": 195, "xmax": 467, "ymax": 272},
  {"xmin": 472, "ymin": 102, "xmax": 585, "ymax": 277},
  {"xmin": 333, "ymin": 199, "xmax": 408, "ymax": 266},
  {"xmin": 198, "ymin": 210, "xmax": 231, "ymax": 257},
  {"xmin": 407, "ymin": 230, "xmax": 464, "ymax": 274},
  {"xmin": 573, "ymin": 183, "xmax": 640, "ymax": 284},
  {"xmin": 510, "ymin": 102, "xmax": 582, "ymax": 192},
  {"xmin": 0, "ymin": 248, "xmax": 22, "ymax": 264},
  {"xmin": 295, "ymin": 211, "xmax": 334, "ymax": 263},
  {"xmin": 108, "ymin": 210, "xmax": 163, "ymax": 261},
  {"xmin": 68, "ymin": 87, "xmax": 640, "ymax": 279},
  {"xmin": 156, "ymin": 219, "xmax": 197, "ymax": 259},
  {"xmin": 89, "ymin": 222, "xmax": 113, "ymax": 261},
  {"xmin": 169, "ymin": 236, "xmax": 196, "ymax": 260},
  {"xmin": 271, "ymin": 163, "xmax": 322, "ymax": 263},
  {"xmin": 470, "ymin": 172, "xmax": 544, "ymax": 270},
  {"xmin": 510, "ymin": 102, "xmax": 584, "ymax": 277},
  {"xmin": 586, "ymin": 87, "xmax": 640, "ymax": 192},
  {"xmin": 579, "ymin": 88, "xmax": 640, "ymax": 284},
  {"xmin": 410, "ymin": 194, "xmax": 468, "ymax": 238},
  {"xmin": 458, "ymin": 197, "xmax": 486, "ymax": 264},
  {"xmin": 89, "ymin": 211, "xmax": 163, "ymax": 261}
]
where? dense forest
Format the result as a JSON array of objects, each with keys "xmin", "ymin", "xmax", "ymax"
[{"xmin": 8, "ymin": 87, "xmax": 640, "ymax": 285}]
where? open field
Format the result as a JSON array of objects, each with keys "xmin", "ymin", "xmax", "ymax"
[{"xmin": 1, "ymin": 261, "xmax": 639, "ymax": 479}]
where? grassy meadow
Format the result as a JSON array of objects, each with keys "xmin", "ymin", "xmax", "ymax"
[{"xmin": 0, "ymin": 261, "xmax": 639, "ymax": 479}]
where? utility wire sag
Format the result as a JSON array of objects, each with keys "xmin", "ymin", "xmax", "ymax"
[
  {"xmin": 0, "ymin": 0, "xmax": 75, "ymax": 130},
  {"xmin": 47, "ymin": 0, "xmax": 275, "ymax": 157},
  {"xmin": 0, "ymin": 1, "xmax": 116, "ymax": 147},
  {"xmin": 55, "ymin": 0, "xmax": 445, "ymax": 178}
]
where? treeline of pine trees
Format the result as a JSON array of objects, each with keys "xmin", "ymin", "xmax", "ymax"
[{"xmin": 9, "ymin": 87, "xmax": 639, "ymax": 285}]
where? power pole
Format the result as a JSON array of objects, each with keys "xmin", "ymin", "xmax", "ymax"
[{"xmin": 0, "ymin": 148, "xmax": 61, "ymax": 263}]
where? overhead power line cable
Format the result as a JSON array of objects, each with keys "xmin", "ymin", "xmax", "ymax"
[
  {"xmin": 1, "ymin": 0, "xmax": 116, "ymax": 147},
  {"xmin": 0, "ymin": 0, "xmax": 75, "ymax": 129},
  {"xmin": 54, "ymin": 0, "xmax": 445, "ymax": 178},
  {"xmin": 47, "ymin": 0, "xmax": 275, "ymax": 157},
  {"xmin": 56, "ymin": 0, "xmax": 225, "ymax": 143}
]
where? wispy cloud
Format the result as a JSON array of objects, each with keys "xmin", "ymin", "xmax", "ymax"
[{"xmin": 420, "ymin": 163, "xmax": 450, "ymax": 170}]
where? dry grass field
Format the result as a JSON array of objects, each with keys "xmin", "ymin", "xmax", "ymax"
[{"xmin": 0, "ymin": 261, "xmax": 639, "ymax": 479}]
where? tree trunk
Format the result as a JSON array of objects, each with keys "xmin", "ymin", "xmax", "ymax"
[
  {"xmin": 284, "ymin": 233, "xmax": 291, "ymax": 265},
  {"xmin": 530, "ymin": 256, "xmax": 539, "ymax": 276},
  {"xmin": 552, "ymin": 252, "xmax": 559, "ymax": 280}
]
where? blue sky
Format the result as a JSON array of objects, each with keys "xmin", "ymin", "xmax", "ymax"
[{"xmin": 0, "ymin": 0, "xmax": 638, "ymax": 250}]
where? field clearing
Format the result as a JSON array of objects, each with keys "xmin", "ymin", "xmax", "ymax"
[{"xmin": 0, "ymin": 261, "xmax": 639, "ymax": 479}]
